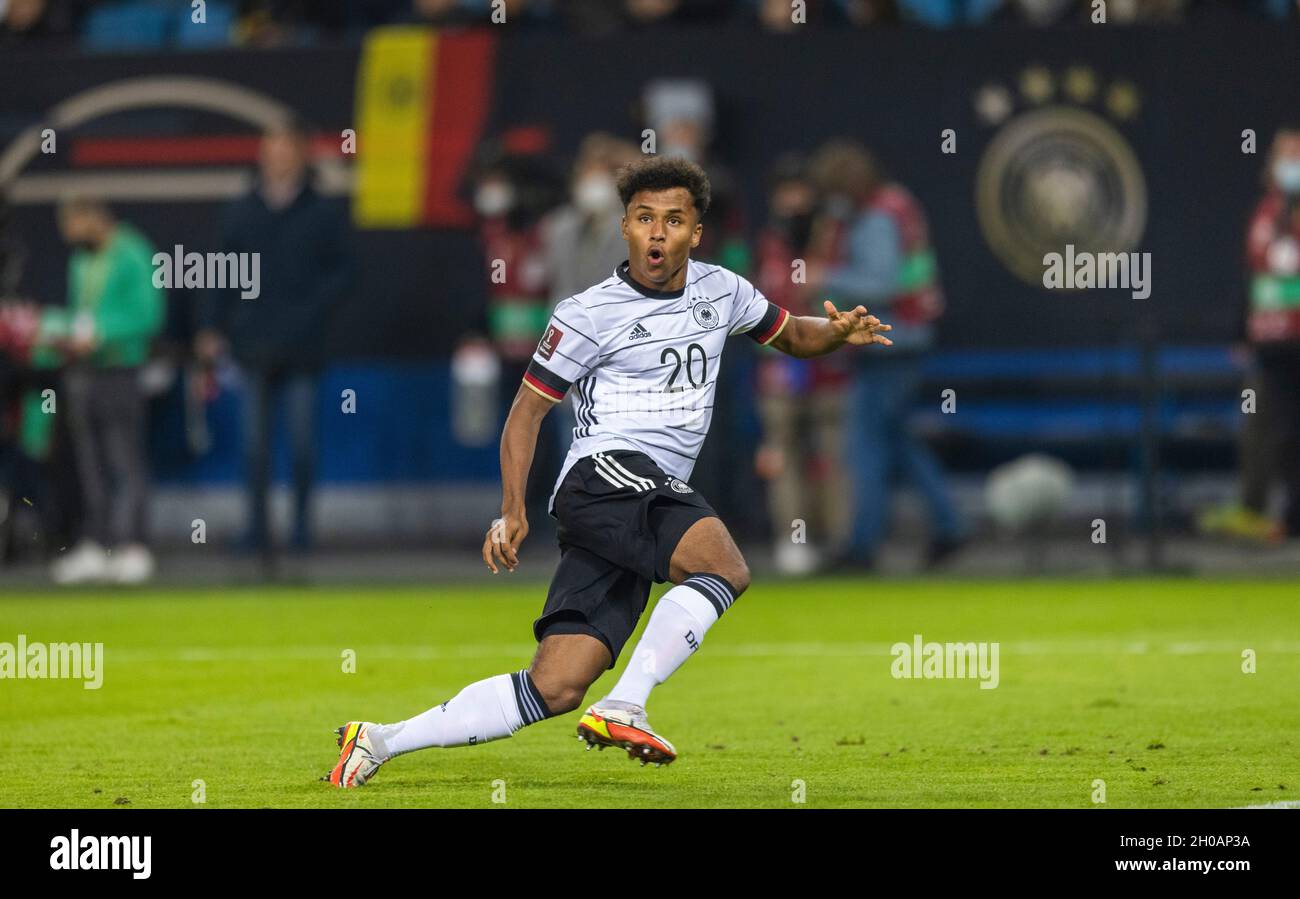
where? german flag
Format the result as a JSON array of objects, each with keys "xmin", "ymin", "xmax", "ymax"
[{"xmin": 353, "ymin": 27, "xmax": 497, "ymax": 229}]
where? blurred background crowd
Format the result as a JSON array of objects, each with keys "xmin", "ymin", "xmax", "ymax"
[
  {"xmin": 2, "ymin": 8, "xmax": 1299, "ymax": 585},
  {"xmin": 1, "ymin": 0, "xmax": 1299, "ymax": 49}
]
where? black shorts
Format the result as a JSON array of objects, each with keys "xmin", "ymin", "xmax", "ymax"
[{"xmin": 532, "ymin": 450, "xmax": 718, "ymax": 667}]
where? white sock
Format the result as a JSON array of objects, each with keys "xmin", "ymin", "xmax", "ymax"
[
  {"xmin": 370, "ymin": 669, "xmax": 551, "ymax": 758},
  {"xmin": 604, "ymin": 573, "xmax": 738, "ymax": 708}
]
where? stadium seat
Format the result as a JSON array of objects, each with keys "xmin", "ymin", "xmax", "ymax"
[
  {"xmin": 82, "ymin": 1, "xmax": 234, "ymax": 51},
  {"xmin": 914, "ymin": 346, "xmax": 1244, "ymax": 472},
  {"xmin": 174, "ymin": 1, "xmax": 235, "ymax": 48},
  {"xmin": 82, "ymin": 2, "xmax": 171, "ymax": 51}
]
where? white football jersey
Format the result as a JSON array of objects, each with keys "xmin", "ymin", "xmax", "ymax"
[{"xmin": 523, "ymin": 258, "xmax": 790, "ymax": 515}]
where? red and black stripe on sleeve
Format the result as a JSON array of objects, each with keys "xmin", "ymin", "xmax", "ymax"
[
  {"xmin": 747, "ymin": 302, "xmax": 790, "ymax": 346},
  {"xmin": 522, "ymin": 359, "xmax": 570, "ymax": 402}
]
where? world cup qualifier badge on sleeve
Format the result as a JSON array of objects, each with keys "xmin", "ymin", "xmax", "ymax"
[{"xmin": 538, "ymin": 325, "xmax": 563, "ymax": 361}]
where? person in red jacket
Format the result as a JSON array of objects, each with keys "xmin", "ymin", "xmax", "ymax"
[
  {"xmin": 752, "ymin": 154, "xmax": 851, "ymax": 573},
  {"xmin": 803, "ymin": 139, "xmax": 962, "ymax": 571},
  {"xmin": 1206, "ymin": 126, "xmax": 1300, "ymax": 540},
  {"xmin": 468, "ymin": 151, "xmax": 565, "ymax": 529}
]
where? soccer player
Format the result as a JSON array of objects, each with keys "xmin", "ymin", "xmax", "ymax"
[{"xmin": 326, "ymin": 156, "xmax": 892, "ymax": 787}]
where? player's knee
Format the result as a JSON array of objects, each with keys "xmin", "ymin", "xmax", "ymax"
[
  {"xmin": 724, "ymin": 560, "xmax": 751, "ymax": 596},
  {"xmin": 691, "ymin": 560, "xmax": 749, "ymax": 598},
  {"xmin": 535, "ymin": 681, "xmax": 586, "ymax": 715},
  {"xmin": 527, "ymin": 671, "xmax": 589, "ymax": 715},
  {"xmin": 672, "ymin": 523, "xmax": 750, "ymax": 595}
]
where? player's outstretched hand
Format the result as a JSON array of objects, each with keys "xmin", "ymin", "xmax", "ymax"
[
  {"xmin": 824, "ymin": 300, "xmax": 893, "ymax": 347},
  {"xmin": 483, "ymin": 512, "xmax": 528, "ymax": 574}
]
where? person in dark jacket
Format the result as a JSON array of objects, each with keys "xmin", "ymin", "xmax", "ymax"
[{"xmin": 196, "ymin": 119, "xmax": 353, "ymax": 559}]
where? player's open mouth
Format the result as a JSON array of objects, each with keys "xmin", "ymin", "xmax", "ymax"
[{"xmin": 647, "ymin": 248, "xmax": 665, "ymax": 267}]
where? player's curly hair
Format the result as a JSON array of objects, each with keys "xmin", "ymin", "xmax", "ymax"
[{"xmin": 616, "ymin": 155, "xmax": 711, "ymax": 218}]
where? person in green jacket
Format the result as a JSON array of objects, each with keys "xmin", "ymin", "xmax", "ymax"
[{"xmin": 42, "ymin": 196, "xmax": 164, "ymax": 585}]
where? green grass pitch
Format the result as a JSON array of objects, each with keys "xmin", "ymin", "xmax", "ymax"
[{"xmin": 1, "ymin": 578, "xmax": 1296, "ymax": 808}]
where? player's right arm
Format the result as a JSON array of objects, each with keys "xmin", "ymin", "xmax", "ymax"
[
  {"xmin": 482, "ymin": 296, "xmax": 601, "ymax": 574},
  {"xmin": 483, "ymin": 383, "xmax": 555, "ymax": 574}
]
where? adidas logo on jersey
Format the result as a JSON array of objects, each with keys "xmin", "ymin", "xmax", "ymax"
[{"xmin": 629, "ymin": 322, "xmax": 652, "ymax": 340}]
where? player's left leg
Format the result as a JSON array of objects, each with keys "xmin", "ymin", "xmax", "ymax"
[
  {"xmin": 324, "ymin": 634, "xmax": 608, "ymax": 787},
  {"xmin": 596, "ymin": 515, "xmax": 749, "ymax": 717}
]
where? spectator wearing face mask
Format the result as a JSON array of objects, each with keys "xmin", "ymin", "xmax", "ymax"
[
  {"xmin": 751, "ymin": 154, "xmax": 853, "ymax": 574},
  {"xmin": 541, "ymin": 133, "xmax": 638, "ymax": 306},
  {"xmin": 1204, "ymin": 126, "xmax": 1300, "ymax": 542},
  {"xmin": 469, "ymin": 150, "xmax": 564, "ymax": 528},
  {"xmin": 537, "ymin": 134, "xmax": 639, "ymax": 471},
  {"xmin": 803, "ymin": 138, "xmax": 962, "ymax": 572},
  {"xmin": 472, "ymin": 153, "xmax": 560, "ymax": 369}
]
